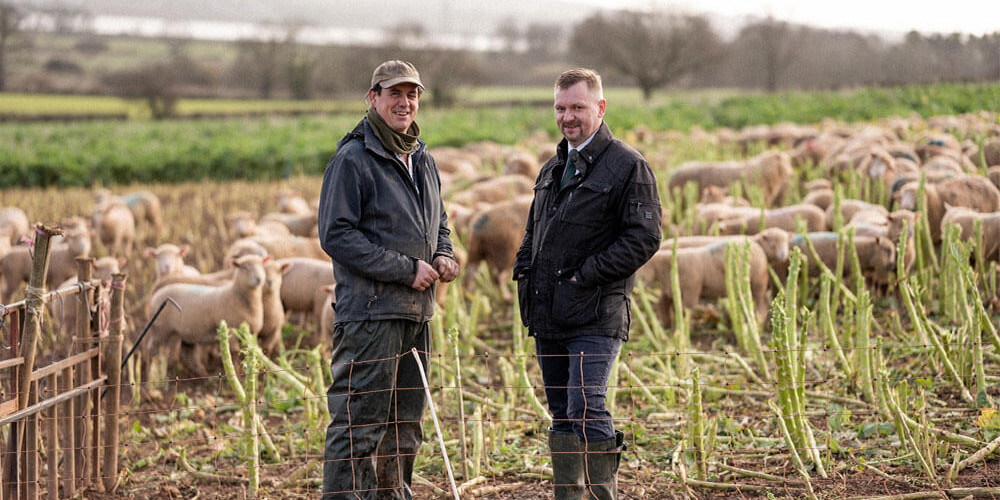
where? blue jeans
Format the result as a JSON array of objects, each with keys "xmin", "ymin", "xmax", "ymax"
[
  {"xmin": 535, "ymin": 336, "xmax": 622, "ymax": 441},
  {"xmin": 323, "ymin": 320, "xmax": 429, "ymax": 500}
]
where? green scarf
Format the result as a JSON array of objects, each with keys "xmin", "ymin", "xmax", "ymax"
[{"xmin": 366, "ymin": 106, "xmax": 420, "ymax": 155}]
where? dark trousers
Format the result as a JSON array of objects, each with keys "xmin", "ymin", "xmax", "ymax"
[
  {"xmin": 322, "ymin": 320, "xmax": 429, "ymax": 500},
  {"xmin": 535, "ymin": 335, "xmax": 622, "ymax": 441}
]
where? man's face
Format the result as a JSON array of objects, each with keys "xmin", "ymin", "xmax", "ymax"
[
  {"xmin": 554, "ymin": 81, "xmax": 606, "ymax": 147},
  {"xmin": 369, "ymin": 82, "xmax": 421, "ymax": 134}
]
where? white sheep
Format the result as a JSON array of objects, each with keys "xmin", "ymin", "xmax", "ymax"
[
  {"xmin": 144, "ymin": 243, "xmax": 201, "ymax": 291},
  {"xmin": 226, "ymin": 211, "xmax": 291, "ymax": 239},
  {"xmin": 276, "ymin": 257, "xmax": 334, "ymax": 323},
  {"xmin": 232, "ymin": 234, "xmax": 326, "ymax": 261},
  {"xmin": 145, "ymin": 254, "xmax": 267, "ymax": 376},
  {"xmin": 93, "ymin": 198, "xmax": 136, "ymax": 257},
  {"xmin": 1, "ymin": 224, "xmax": 91, "ymax": 303},
  {"xmin": 276, "ymin": 189, "xmax": 312, "ymax": 216},
  {"xmin": 0, "ymin": 207, "xmax": 29, "ymax": 245},
  {"xmin": 260, "ymin": 211, "xmax": 317, "ymax": 237}
]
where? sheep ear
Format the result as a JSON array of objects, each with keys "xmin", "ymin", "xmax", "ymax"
[
  {"xmin": 179, "ymin": 245, "xmax": 190, "ymax": 256},
  {"xmin": 144, "ymin": 247, "xmax": 156, "ymax": 257},
  {"xmin": 117, "ymin": 257, "xmax": 128, "ymax": 268},
  {"xmin": 262, "ymin": 255, "xmax": 273, "ymax": 264},
  {"xmin": 280, "ymin": 263, "xmax": 292, "ymax": 274}
]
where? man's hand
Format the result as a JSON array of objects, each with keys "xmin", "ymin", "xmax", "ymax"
[
  {"xmin": 433, "ymin": 255, "xmax": 460, "ymax": 283},
  {"xmin": 411, "ymin": 260, "xmax": 440, "ymax": 291}
]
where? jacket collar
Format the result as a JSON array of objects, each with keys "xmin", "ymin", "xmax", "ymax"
[{"xmin": 556, "ymin": 121, "xmax": 613, "ymax": 178}]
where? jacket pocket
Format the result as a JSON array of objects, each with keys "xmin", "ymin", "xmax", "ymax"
[
  {"xmin": 551, "ymin": 279, "xmax": 601, "ymax": 328},
  {"xmin": 516, "ymin": 274, "xmax": 531, "ymax": 326},
  {"xmin": 562, "ymin": 180, "xmax": 612, "ymax": 228}
]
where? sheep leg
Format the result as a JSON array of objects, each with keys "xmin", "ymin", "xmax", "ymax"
[{"xmin": 495, "ymin": 267, "xmax": 513, "ymax": 301}]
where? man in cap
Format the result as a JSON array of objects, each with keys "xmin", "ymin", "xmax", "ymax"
[{"xmin": 318, "ymin": 60, "xmax": 459, "ymax": 499}]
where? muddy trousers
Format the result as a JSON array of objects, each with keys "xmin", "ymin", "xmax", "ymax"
[{"xmin": 322, "ymin": 320, "xmax": 429, "ymax": 500}]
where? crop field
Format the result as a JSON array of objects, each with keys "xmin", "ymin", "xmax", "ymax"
[{"xmin": 1, "ymin": 84, "xmax": 1000, "ymax": 498}]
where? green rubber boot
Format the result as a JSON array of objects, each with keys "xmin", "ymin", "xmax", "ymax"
[
  {"xmin": 549, "ymin": 430, "xmax": 586, "ymax": 500},
  {"xmin": 584, "ymin": 431, "xmax": 625, "ymax": 500}
]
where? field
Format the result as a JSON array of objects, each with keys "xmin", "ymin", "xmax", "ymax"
[{"xmin": 1, "ymin": 83, "xmax": 1000, "ymax": 498}]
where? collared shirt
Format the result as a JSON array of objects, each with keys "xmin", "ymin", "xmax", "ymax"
[{"xmin": 569, "ymin": 128, "xmax": 599, "ymax": 152}]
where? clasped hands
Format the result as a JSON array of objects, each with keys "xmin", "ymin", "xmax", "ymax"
[{"xmin": 411, "ymin": 255, "xmax": 459, "ymax": 291}]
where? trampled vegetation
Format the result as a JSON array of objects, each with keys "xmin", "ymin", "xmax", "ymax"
[{"xmin": 2, "ymin": 88, "xmax": 1000, "ymax": 497}]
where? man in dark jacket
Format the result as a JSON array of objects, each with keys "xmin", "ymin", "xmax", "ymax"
[
  {"xmin": 317, "ymin": 60, "xmax": 459, "ymax": 499},
  {"xmin": 513, "ymin": 68, "xmax": 662, "ymax": 499}
]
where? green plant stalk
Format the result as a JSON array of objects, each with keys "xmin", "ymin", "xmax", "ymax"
[
  {"xmin": 769, "ymin": 400, "xmax": 819, "ymax": 500},
  {"xmin": 231, "ymin": 324, "xmax": 281, "ymax": 464},
  {"xmin": 855, "ymin": 289, "xmax": 877, "ymax": 405},
  {"xmin": 217, "ymin": 323, "xmax": 261, "ymax": 496},
  {"xmin": 915, "ymin": 175, "xmax": 939, "ymax": 278},
  {"xmin": 687, "ymin": 366, "xmax": 708, "ymax": 480},
  {"xmin": 844, "ymin": 229, "xmax": 865, "ymax": 295},
  {"xmin": 901, "ymin": 280, "xmax": 976, "ymax": 405},
  {"xmin": 471, "ymin": 406, "xmax": 483, "ymax": 479},
  {"xmin": 451, "ymin": 331, "xmax": 470, "ymax": 480},
  {"xmin": 895, "ymin": 219, "xmax": 911, "ymax": 284},
  {"xmin": 497, "ymin": 357, "xmax": 515, "ymax": 424},
  {"xmin": 512, "ymin": 319, "xmax": 551, "ymax": 423},
  {"xmin": 882, "ymin": 375, "xmax": 937, "ymax": 483},
  {"xmin": 311, "ymin": 348, "xmax": 331, "ymax": 437},
  {"xmin": 784, "ymin": 246, "xmax": 801, "ymax": 346},
  {"xmin": 819, "ymin": 272, "xmax": 853, "ymax": 378},
  {"xmin": 668, "ymin": 238, "xmax": 691, "ymax": 378},
  {"xmin": 727, "ymin": 242, "xmax": 770, "ymax": 381},
  {"xmin": 606, "ymin": 354, "xmax": 620, "ymax": 413},
  {"xmin": 940, "ymin": 226, "xmax": 958, "ymax": 322},
  {"xmin": 724, "ymin": 244, "xmax": 748, "ymax": 352},
  {"xmin": 771, "ymin": 298, "xmax": 802, "ymax": 450},
  {"xmin": 620, "ymin": 362, "xmax": 672, "ymax": 413},
  {"xmin": 683, "ymin": 182, "xmax": 699, "ymax": 234}
]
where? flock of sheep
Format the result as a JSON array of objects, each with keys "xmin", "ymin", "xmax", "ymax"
[{"xmin": 1, "ymin": 111, "xmax": 999, "ymax": 378}]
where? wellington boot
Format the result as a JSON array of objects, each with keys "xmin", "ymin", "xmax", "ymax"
[
  {"xmin": 549, "ymin": 429, "xmax": 586, "ymax": 500},
  {"xmin": 583, "ymin": 431, "xmax": 624, "ymax": 500}
]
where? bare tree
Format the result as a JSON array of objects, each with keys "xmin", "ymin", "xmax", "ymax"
[
  {"xmin": 105, "ymin": 63, "xmax": 178, "ymax": 119},
  {"xmin": 738, "ymin": 16, "xmax": 801, "ymax": 92},
  {"xmin": 495, "ymin": 17, "xmax": 521, "ymax": 53},
  {"xmin": 525, "ymin": 22, "xmax": 563, "ymax": 57},
  {"xmin": 569, "ymin": 10, "xmax": 723, "ymax": 100},
  {"xmin": 0, "ymin": 2, "xmax": 24, "ymax": 91}
]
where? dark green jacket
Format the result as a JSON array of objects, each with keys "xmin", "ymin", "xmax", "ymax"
[{"xmin": 318, "ymin": 118, "xmax": 453, "ymax": 324}]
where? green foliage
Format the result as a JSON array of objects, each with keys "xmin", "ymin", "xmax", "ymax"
[{"xmin": 2, "ymin": 82, "xmax": 999, "ymax": 187}]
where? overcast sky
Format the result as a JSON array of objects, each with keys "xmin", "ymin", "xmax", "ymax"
[{"xmin": 576, "ymin": 0, "xmax": 999, "ymax": 37}]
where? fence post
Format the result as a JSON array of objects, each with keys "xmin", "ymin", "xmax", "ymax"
[
  {"xmin": 102, "ymin": 274, "xmax": 126, "ymax": 492},
  {"xmin": 45, "ymin": 373, "xmax": 58, "ymax": 499},
  {"xmin": 16, "ymin": 225, "xmax": 57, "ymax": 500},
  {"xmin": 73, "ymin": 258, "xmax": 92, "ymax": 488},
  {"xmin": 60, "ymin": 365, "xmax": 75, "ymax": 497}
]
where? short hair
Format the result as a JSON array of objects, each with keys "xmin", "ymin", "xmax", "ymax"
[{"xmin": 555, "ymin": 68, "xmax": 603, "ymax": 100}]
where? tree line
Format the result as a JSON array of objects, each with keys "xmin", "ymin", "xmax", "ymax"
[{"xmin": 2, "ymin": 3, "xmax": 998, "ymax": 112}]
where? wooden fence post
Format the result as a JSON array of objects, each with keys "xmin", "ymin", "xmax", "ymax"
[
  {"xmin": 16, "ymin": 225, "xmax": 56, "ymax": 500},
  {"xmin": 73, "ymin": 258, "xmax": 92, "ymax": 489},
  {"xmin": 101, "ymin": 274, "xmax": 126, "ymax": 492},
  {"xmin": 45, "ymin": 373, "xmax": 58, "ymax": 499}
]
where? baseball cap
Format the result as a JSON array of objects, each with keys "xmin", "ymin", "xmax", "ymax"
[{"xmin": 371, "ymin": 60, "xmax": 424, "ymax": 90}]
